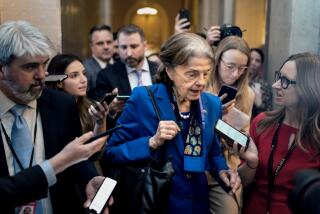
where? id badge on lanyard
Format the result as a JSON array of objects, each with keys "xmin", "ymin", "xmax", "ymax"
[{"xmin": 17, "ymin": 201, "xmax": 36, "ymax": 214}]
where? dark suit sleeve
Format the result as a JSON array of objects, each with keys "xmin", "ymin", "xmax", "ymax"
[
  {"xmin": 0, "ymin": 165, "xmax": 48, "ymax": 207},
  {"xmin": 94, "ymin": 66, "xmax": 113, "ymax": 100}
]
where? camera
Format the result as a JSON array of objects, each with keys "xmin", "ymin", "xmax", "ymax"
[
  {"xmin": 213, "ymin": 24, "xmax": 243, "ymax": 46},
  {"xmin": 288, "ymin": 169, "xmax": 320, "ymax": 213}
]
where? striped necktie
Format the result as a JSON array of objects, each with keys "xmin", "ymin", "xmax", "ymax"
[{"xmin": 135, "ymin": 69, "xmax": 143, "ymax": 87}]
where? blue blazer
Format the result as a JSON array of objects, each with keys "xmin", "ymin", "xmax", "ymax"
[{"xmin": 104, "ymin": 84, "xmax": 228, "ymax": 214}]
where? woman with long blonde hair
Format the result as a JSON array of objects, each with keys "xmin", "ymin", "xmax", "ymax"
[{"xmin": 206, "ymin": 36, "xmax": 255, "ymax": 213}]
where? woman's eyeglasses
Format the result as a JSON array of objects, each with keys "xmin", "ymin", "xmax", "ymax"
[
  {"xmin": 274, "ymin": 70, "xmax": 296, "ymax": 89},
  {"xmin": 221, "ymin": 59, "xmax": 248, "ymax": 73}
]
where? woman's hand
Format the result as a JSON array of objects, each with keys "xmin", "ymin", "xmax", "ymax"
[
  {"xmin": 174, "ymin": 13, "xmax": 191, "ymax": 34},
  {"xmin": 89, "ymin": 101, "xmax": 109, "ymax": 125},
  {"xmin": 206, "ymin": 25, "xmax": 221, "ymax": 46},
  {"xmin": 234, "ymin": 138, "xmax": 259, "ymax": 169},
  {"xmin": 219, "ymin": 169, "xmax": 242, "ymax": 194},
  {"xmin": 219, "ymin": 93, "xmax": 236, "ymax": 115},
  {"xmin": 149, "ymin": 120, "xmax": 181, "ymax": 150}
]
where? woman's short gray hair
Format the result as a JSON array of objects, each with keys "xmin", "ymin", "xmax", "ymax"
[
  {"xmin": 0, "ymin": 20, "xmax": 56, "ymax": 65},
  {"xmin": 155, "ymin": 32, "xmax": 214, "ymax": 86}
]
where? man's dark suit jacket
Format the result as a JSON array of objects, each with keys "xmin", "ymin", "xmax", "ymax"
[
  {"xmin": 94, "ymin": 60, "xmax": 158, "ymax": 100},
  {"xmin": 0, "ymin": 165, "xmax": 48, "ymax": 207},
  {"xmin": 0, "ymin": 88, "xmax": 98, "ymax": 214},
  {"xmin": 83, "ymin": 56, "xmax": 102, "ymax": 99}
]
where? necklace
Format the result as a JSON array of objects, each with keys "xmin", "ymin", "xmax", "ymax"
[{"xmin": 179, "ymin": 112, "xmax": 190, "ymax": 119}]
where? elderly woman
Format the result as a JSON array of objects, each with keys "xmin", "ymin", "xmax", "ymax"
[{"xmin": 103, "ymin": 32, "xmax": 241, "ymax": 213}]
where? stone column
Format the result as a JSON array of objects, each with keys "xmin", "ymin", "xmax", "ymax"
[
  {"xmin": 99, "ymin": 0, "xmax": 112, "ymax": 25},
  {"xmin": 222, "ymin": 0, "xmax": 234, "ymax": 24},
  {"xmin": 266, "ymin": 0, "xmax": 320, "ymax": 83},
  {"xmin": 199, "ymin": 0, "xmax": 221, "ymax": 30},
  {"xmin": 0, "ymin": 0, "xmax": 62, "ymax": 51}
]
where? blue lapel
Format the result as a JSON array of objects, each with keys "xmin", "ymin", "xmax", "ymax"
[{"xmin": 200, "ymin": 93, "xmax": 211, "ymax": 154}]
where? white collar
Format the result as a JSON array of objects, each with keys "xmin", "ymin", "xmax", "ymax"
[{"xmin": 0, "ymin": 90, "xmax": 37, "ymax": 118}]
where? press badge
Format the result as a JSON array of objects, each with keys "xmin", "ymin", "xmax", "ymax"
[{"xmin": 17, "ymin": 201, "xmax": 36, "ymax": 214}]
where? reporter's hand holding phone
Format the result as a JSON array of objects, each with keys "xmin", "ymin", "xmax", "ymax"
[
  {"xmin": 108, "ymin": 88, "xmax": 126, "ymax": 118},
  {"xmin": 84, "ymin": 176, "xmax": 114, "ymax": 214},
  {"xmin": 220, "ymin": 93, "xmax": 236, "ymax": 115},
  {"xmin": 89, "ymin": 100, "xmax": 109, "ymax": 125},
  {"xmin": 206, "ymin": 25, "xmax": 221, "ymax": 46},
  {"xmin": 49, "ymin": 132, "xmax": 107, "ymax": 174},
  {"xmin": 174, "ymin": 13, "xmax": 191, "ymax": 34},
  {"xmin": 236, "ymin": 138, "xmax": 259, "ymax": 187}
]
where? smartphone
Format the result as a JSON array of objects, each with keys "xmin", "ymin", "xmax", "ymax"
[
  {"xmin": 84, "ymin": 125, "xmax": 122, "ymax": 144},
  {"xmin": 45, "ymin": 74, "xmax": 68, "ymax": 83},
  {"xmin": 215, "ymin": 119, "xmax": 249, "ymax": 150},
  {"xmin": 116, "ymin": 95, "xmax": 130, "ymax": 101},
  {"xmin": 179, "ymin": 9, "xmax": 191, "ymax": 29},
  {"xmin": 99, "ymin": 93, "xmax": 117, "ymax": 105},
  {"xmin": 218, "ymin": 85, "xmax": 237, "ymax": 104},
  {"xmin": 88, "ymin": 177, "xmax": 117, "ymax": 214}
]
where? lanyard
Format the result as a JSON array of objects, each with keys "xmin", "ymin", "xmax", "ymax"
[
  {"xmin": 266, "ymin": 116, "xmax": 296, "ymax": 213},
  {"xmin": 0, "ymin": 109, "xmax": 38, "ymax": 171}
]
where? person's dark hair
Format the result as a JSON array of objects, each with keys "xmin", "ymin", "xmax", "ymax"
[
  {"xmin": 47, "ymin": 54, "xmax": 82, "ymax": 76},
  {"xmin": 113, "ymin": 32, "xmax": 118, "ymax": 40},
  {"xmin": 117, "ymin": 24, "xmax": 145, "ymax": 41},
  {"xmin": 251, "ymin": 48, "xmax": 264, "ymax": 64},
  {"xmin": 47, "ymin": 53, "xmax": 94, "ymax": 133},
  {"xmin": 88, "ymin": 24, "xmax": 112, "ymax": 43},
  {"xmin": 155, "ymin": 32, "xmax": 214, "ymax": 87}
]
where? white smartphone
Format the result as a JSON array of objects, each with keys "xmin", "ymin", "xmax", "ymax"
[
  {"xmin": 88, "ymin": 177, "xmax": 117, "ymax": 214},
  {"xmin": 215, "ymin": 119, "xmax": 249, "ymax": 150}
]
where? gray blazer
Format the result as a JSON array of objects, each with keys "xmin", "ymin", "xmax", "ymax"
[{"xmin": 83, "ymin": 56, "xmax": 103, "ymax": 99}]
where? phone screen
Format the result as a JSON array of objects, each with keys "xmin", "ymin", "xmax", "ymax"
[
  {"xmin": 88, "ymin": 177, "xmax": 117, "ymax": 214},
  {"xmin": 116, "ymin": 95, "xmax": 130, "ymax": 101},
  {"xmin": 218, "ymin": 85, "xmax": 237, "ymax": 104},
  {"xmin": 100, "ymin": 93, "xmax": 117, "ymax": 105},
  {"xmin": 215, "ymin": 119, "xmax": 249, "ymax": 149}
]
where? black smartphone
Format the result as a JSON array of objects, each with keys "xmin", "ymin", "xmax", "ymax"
[
  {"xmin": 45, "ymin": 74, "xmax": 68, "ymax": 83},
  {"xmin": 218, "ymin": 85, "xmax": 237, "ymax": 104},
  {"xmin": 88, "ymin": 177, "xmax": 117, "ymax": 214},
  {"xmin": 116, "ymin": 95, "xmax": 130, "ymax": 101},
  {"xmin": 215, "ymin": 119, "xmax": 249, "ymax": 150},
  {"xmin": 84, "ymin": 125, "xmax": 122, "ymax": 144},
  {"xmin": 99, "ymin": 93, "xmax": 117, "ymax": 105},
  {"xmin": 179, "ymin": 9, "xmax": 191, "ymax": 29}
]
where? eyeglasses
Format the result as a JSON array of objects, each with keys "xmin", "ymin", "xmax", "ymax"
[
  {"xmin": 274, "ymin": 70, "xmax": 296, "ymax": 89},
  {"xmin": 220, "ymin": 59, "xmax": 248, "ymax": 73}
]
